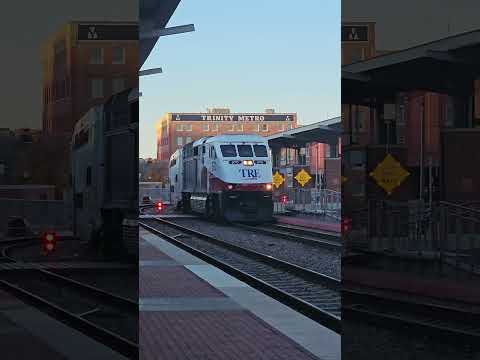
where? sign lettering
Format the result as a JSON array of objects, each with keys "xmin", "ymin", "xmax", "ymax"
[
  {"xmin": 240, "ymin": 169, "xmax": 259, "ymax": 178},
  {"xmin": 78, "ymin": 24, "xmax": 138, "ymax": 41},
  {"xmin": 369, "ymin": 154, "xmax": 410, "ymax": 195},
  {"xmin": 341, "ymin": 26, "xmax": 368, "ymax": 42},
  {"xmin": 173, "ymin": 113, "xmax": 294, "ymax": 122}
]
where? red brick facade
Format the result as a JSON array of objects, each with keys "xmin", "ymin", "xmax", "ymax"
[
  {"xmin": 41, "ymin": 22, "xmax": 138, "ymax": 136},
  {"xmin": 156, "ymin": 112, "xmax": 298, "ymax": 161}
]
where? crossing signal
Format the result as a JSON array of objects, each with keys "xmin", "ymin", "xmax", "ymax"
[
  {"xmin": 280, "ymin": 194, "xmax": 288, "ymax": 204},
  {"xmin": 156, "ymin": 202, "xmax": 164, "ymax": 212},
  {"xmin": 42, "ymin": 231, "xmax": 57, "ymax": 253},
  {"xmin": 342, "ymin": 217, "xmax": 352, "ymax": 234}
]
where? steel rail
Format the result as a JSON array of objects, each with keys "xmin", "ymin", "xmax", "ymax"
[{"xmin": 0, "ymin": 239, "xmax": 138, "ymax": 358}]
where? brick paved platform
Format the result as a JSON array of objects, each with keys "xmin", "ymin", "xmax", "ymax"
[
  {"xmin": 0, "ymin": 290, "xmax": 127, "ymax": 360},
  {"xmin": 140, "ymin": 228, "xmax": 340, "ymax": 360},
  {"xmin": 275, "ymin": 214, "xmax": 341, "ymax": 233}
]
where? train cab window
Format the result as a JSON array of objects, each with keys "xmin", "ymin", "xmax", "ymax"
[
  {"xmin": 210, "ymin": 146, "xmax": 217, "ymax": 159},
  {"xmin": 253, "ymin": 145, "xmax": 268, "ymax": 157},
  {"xmin": 169, "ymin": 158, "xmax": 176, "ymax": 167},
  {"xmin": 237, "ymin": 145, "xmax": 253, "ymax": 157},
  {"xmin": 193, "ymin": 147, "xmax": 199, "ymax": 156},
  {"xmin": 220, "ymin": 145, "xmax": 237, "ymax": 157}
]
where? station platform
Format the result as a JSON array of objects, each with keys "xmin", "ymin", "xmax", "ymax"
[
  {"xmin": 275, "ymin": 214, "xmax": 340, "ymax": 233},
  {"xmin": 0, "ymin": 289, "xmax": 127, "ymax": 360},
  {"xmin": 139, "ymin": 228, "xmax": 340, "ymax": 360}
]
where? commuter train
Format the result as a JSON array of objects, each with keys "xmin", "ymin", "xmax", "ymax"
[
  {"xmin": 71, "ymin": 87, "xmax": 138, "ymax": 253},
  {"xmin": 169, "ymin": 134, "xmax": 274, "ymax": 222}
]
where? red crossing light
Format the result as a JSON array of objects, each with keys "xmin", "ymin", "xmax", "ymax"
[
  {"xmin": 42, "ymin": 231, "xmax": 57, "ymax": 253},
  {"xmin": 342, "ymin": 217, "xmax": 352, "ymax": 234},
  {"xmin": 280, "ymin": 194, "xmax": 288, "ymax": 204},
  {"xmin": 156, "ymin": 202, "xmax": 164, "ymax": 212}
]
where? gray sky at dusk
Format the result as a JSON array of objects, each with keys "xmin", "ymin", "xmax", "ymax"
[{"xmin": 0, "ymin": 1, "xmax": 136, "ymax": 130}]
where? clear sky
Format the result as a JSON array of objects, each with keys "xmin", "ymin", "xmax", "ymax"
[{"xmin": 140, "ymin": 0, "xmax": 341, "ymax": 158}]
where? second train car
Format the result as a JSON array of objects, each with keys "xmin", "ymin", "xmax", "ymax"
[{"xmin": 169, "ymin": 134, "xmax": 273, "ymax": 222}]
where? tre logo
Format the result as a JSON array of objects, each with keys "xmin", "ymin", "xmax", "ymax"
[{"xmin": 240, "ymin": 169, "xmax": 259, "ymax": 178}]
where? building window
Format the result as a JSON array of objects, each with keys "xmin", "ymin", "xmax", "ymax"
[
  {"xmin": 112, "ymin": 47, "xmax": 126, "ymax": 64},
  {"xmin": 183, "ymin": 124, "xmax": 192, "ymax": 131},
  {"xmin": 89, "ymin": 48, "xmax": 104, "ymax": 64},
  {"xmin": 261, "ymin": 124, "xmax": 268, "ymax": 132},
  {"xmin": 90, "ymin": 78, "xmax": 104, "ymax": 98},
  {"xmin": 176, "ymin": 124, "xmax": 182, "ymax": 131},
  {"xmin": 186, "ymin": 136, "xmax": 192, "ymax": 144},
  {"xmin": 112, "ymin": 77, "xmax": 127, "ymax": 94},
  {"xmin": 234, "ymin": 123, "xmax": 243, "ymax": 131},
  {"xmin": 202, "ymin": 123, "xmax": 209, "ymax": 131},
  {"xmin": 211, "ymin": 123, "xmax": 218, "ymax": 131},
  {"xmin": 177, "ymin": 137, "xmax": 183, "ymax": 146},
  {"xmin": 228, "ymin": 124, "xmax": 235, "ymax": 132}
]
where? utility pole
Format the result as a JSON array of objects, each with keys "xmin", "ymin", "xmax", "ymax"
[{"xmin": 419, "ymin": 96, "xmax": 425, "ymax": 202}]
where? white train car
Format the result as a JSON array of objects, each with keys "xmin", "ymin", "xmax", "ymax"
[{"xmin": 169, "ymin": 134, "xmax": 273, "ymax": 222}]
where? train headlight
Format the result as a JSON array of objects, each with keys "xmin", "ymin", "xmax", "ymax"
[
  {"xmin": 227, "ymin": 184, "xmax": 234, "ymax": 190},
  {"xmin": 242, "ymin": 160, "xmax": 254, "ymax": 166},
  {"xmin": 265, "ymin": 183, "xmax": 272, "ymax": 191}
]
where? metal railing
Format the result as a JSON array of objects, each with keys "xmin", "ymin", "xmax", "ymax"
[
  {"xmin": 360, "ymin": 200, "xmax": 480, "ymax": 274},
  {"xmin": 0, "ymin": 198, "xmax": 72, "ymax": 235},
  {"xmin": 274, "ymin": 188, "xmax": 341, "ymax": 219}
]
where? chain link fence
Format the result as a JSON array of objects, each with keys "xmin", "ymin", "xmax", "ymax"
[{"xmin": 354, "ymin": 200, "xmax": 480, "ymax": 274}]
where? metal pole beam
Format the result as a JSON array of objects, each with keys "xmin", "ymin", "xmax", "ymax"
[
  {"xmin": 139, "ymin": 68, "xmax": 163, "ymax": 77},
  {"xmin": 140, "ymin": 24, "xmax": 195, "ymax": 40}
]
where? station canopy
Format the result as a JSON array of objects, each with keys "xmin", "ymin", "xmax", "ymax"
[
  {"xmin": 140, "ymin": 0, "xmax": 181, "ymax": 67},
  {"xmin": 266, "ymin": 118, "xmax": 341, "ymax": 148},
  {"xmin": 343, "ymin": 29, "xmax": 480, "ymax": 104}
]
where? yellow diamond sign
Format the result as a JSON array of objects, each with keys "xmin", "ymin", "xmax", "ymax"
[
  {"xmin": 272, "ymin": 171, "xmax": 285, "ymax": 189},
  {"xmin": 369, "ymin": 153, "xmax": 410, "ymax": 195},
  {"xmin": 294, "ymin": 169, "xmax": 312, "ymax": 187}
]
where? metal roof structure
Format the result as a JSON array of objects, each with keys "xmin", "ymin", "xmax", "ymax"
[
  {"xmin": 140, "ymin": 0, "xmax": 182, "ymax": 67},
  {"xmin": 266, "ymin": 118, "xmax": 341, "ymax": 148},
  {"xmin": 343, "ymin": 29, "xmax": 480, "ymax": 103}
]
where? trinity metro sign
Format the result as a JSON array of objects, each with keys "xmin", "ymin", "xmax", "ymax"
[{"xmin": 172, "ymin": 114, "xmax": 295, "ymax": 122}]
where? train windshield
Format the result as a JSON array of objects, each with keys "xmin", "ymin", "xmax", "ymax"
[
  {"xmin": 220, "ymin": 145, "xmax": 237, "ymax": 157},
  {"xmin": 237, "ymin": 145, "xmax": 253, "ymax": 157},
  {"xmin": 253, "ymin": 145, "xmax": 268, "ymax": 157}
]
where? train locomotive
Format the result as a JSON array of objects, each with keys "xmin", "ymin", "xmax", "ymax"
[
  {"xmin": 169, "ymin": 134, "xmax": 274, "ymax": 222},
  {"xmin": 70, "ymin": 87, "xmax": 138, "ymax": 254}
]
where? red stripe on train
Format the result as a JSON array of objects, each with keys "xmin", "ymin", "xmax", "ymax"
[{"xmin": 209, "ymin": 175, "xmax": 271, "ymax": 192}]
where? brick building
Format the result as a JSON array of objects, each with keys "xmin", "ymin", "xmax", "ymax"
[
  {"xmin": 342, "ymin": 24, "xmax": 480, "ymax": 207},
  {"xmin": 156, "ymin": 109, "xmax": 297, "ymax": 160},
  {"xmin": 41, "ymin": 21, "xmax": 138, "ymax": 136}
]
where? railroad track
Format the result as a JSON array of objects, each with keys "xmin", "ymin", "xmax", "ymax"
[
  {"xmin": 0, "ymin": 238, "xmax": 138, "ymax": 359},
  {"xmin": 343, "ymin": 284, "xmax": 480, "ymax": 344},
  {"xmin": 140, "ymin": 217, "xmax": 341, "ymax": 334},
  {"xmin": 235, "ymin": 222, "xmax": 341, "ymax": 251}
]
